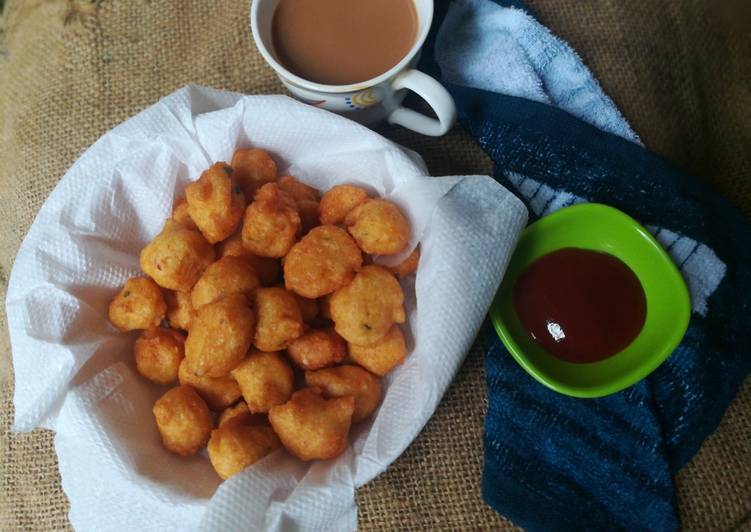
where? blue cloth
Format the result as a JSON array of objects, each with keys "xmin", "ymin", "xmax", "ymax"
[{"xmin": 416, "ymin": 1, "xmax": 751, "ymax": 531}]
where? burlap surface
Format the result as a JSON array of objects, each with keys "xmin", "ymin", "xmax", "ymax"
[{"xmin": 0, "ymin": 1, "xmax": 748, "ymax": 530}]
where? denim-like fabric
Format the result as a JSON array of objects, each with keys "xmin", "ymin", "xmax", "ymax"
[{"xmin": 418, "ymin": 2, "xmax": 751, "ymax": 530}]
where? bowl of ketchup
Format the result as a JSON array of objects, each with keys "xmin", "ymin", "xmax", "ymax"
[{"xmin": 490, "ymin": 203, "xmax": 690, "ymax": 398}]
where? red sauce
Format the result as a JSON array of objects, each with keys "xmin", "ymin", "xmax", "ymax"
[{"xmin": 513, "ymin": 248, "xmax": 646, "ymax": 363}]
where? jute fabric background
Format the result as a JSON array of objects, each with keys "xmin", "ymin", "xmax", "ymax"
[{"xmin": 1, "ymin": 1, "xmax": 748, "ymax": 529}]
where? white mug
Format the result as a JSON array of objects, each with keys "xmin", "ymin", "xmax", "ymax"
[{"xmin": 251, "ymin": 0, "xmax": 456, "ymax": 136}]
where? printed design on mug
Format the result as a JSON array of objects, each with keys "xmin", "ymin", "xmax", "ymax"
[
  {"xmin": 346, "ymin": 88, "xmax": 381, "ymax": 110},
  {"xmin": 298, "ymin": 97, "xmax": 327, "ymax": 107}
]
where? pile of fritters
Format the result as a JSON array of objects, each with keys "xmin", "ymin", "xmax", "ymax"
[{"xmin": 108, "ymin": 148, "xmax": 419, "ymax": 479}]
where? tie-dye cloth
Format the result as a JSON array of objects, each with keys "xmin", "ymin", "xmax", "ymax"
[{"xmin": 422, "ymin": 1, "xmax": 751, "ymax": 530}]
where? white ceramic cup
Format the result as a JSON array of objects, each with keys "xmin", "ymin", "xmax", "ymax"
[{"xmin": 251, "ymin": 0, "xmax": 456, "ymax": 136}]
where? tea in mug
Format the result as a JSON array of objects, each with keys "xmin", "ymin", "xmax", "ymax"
[{"xmin": 272, "ymin": 0, "xmax": 418, "ymax": 85}]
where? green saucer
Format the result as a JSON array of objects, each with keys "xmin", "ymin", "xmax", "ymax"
[{"xmin": 490, "ymin": 203, "xmax": 691, "ymax": 398}]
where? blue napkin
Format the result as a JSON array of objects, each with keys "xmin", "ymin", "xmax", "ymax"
[{"xmin": 419, "ymin": 1, "xmax": 751, "ymax": 530}]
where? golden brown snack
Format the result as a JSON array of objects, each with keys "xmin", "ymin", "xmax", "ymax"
[
  {"xmin": 286, "ymin": 328, "xmax": 346, "ymax": 370},
  {"xmin": 215, "ymin": 231, "xmax": 281, "ymax": 286},
  {"xmin": 231, "ymin": 351, "xmax": 294, "ymax": 413},
  {"xmin": 283, "ymin": 225, "xmax": 363, "ymax": 298},
  {"xmin": 164, "ymin": 290, "xmax": 195, "ymax": 330},
  {"xmin": 241, "ymin": 183, "xmax": 300, "ymax": 258},
  {"xmin": 305, "ymin": 365, "xmax": 382, "ymax": 423},
  {"xmin": 329, "ymin": 265, "xmax": 405, "ymax": 346},
  {"xmin": 185, "ymin": 294, "xmax": 255, "ymax": 377},
  {"xmin": 217, "ymin": 401, "xmax": 267, "ymax": 428},
  {"xmin": 277, "ymin": 176, "xmax": 320, "ymax": 234},
  {"xmin": 253, "ymin": 287, "xmax": 304, "ymax": 351},
  {"xmin": 178, "ymin": 358, "xmax": 242, "ymax": 411},
  {"xmin": 319, "ymin": 184, "xmax": 369, "ymax": 225},
  {"xmin": 134, "ymin": 328, "xmax": 185, "ymax": 385},
  {"xmin": 152, "ymin": 385, "xmax": 213, "ymax": 456},
  {"xmin": 208, "ymin": 423, "xmax": 280, "ymax": 479},
  {"xmin": 140, "ymin": 225, "xmax": 215, "ymax": 291},
  {"xmin": 108, "ymin": 277, "xmax": 166, "ymax": 331},
  {"xmin": 276, "ymin": 175, "xmax": 320, "ymax": 203},
  {"xmin": 190, "ymin": 255, "xmax": 260, "ymax": 309},
  {"xmin": 268, "ymin": 387, "xmax": 354, "ymax": 461},
  {"xmin": 231, "ymin": 148, "xmax": 278, "ymax": 199},
  {"xmin": 387, "ymin": 247, "xmax": 420, "ymax": 279},
  {"xmin": 171, "ymin": 198, "xmax": 198, "ymax": 230},
  {"xmin": 215, "ymin": 230, "xmax": 248, "ymax": 258},
  {"xmin": 185, "ymin": 162, "xmax": 245, "ymax": 244},
  {"xmin": 294, "ymin": 294, "xmax": 319, "ymax": 323},
  {"xmin": 348, "ymin": 325, "xmax": 407, "ymax": 376},
  {"xmin": 344, "ymin": 198, "xmax": 410, "ymax": 255},
  {"xmin": 159, "ymin": 219, "xmax": 186, "ymax": 233}
]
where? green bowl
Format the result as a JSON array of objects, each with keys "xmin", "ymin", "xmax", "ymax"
[{"xmin": 490, "ymin": 203, "xmax": 691, "ymax": 398}]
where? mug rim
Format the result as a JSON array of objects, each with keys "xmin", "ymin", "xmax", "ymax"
[{"xmin": 251, "ymin": 0, "xmax": 434, "ymax": 94}]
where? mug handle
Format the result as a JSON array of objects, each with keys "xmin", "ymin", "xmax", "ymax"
[{"xmin": 387, "ymin": 69, "xmax": 457, "ymax": 136}]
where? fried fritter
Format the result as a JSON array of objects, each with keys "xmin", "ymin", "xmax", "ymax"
[
  {"xmin": 208, "ymin": 423, "xmax": 280, "ymax": 479},
  {"xmin": 217, "ymin": 401, "xmax": 267, "ymax": 428},
  {"xmin": 286, "ymin": 328, "xmax": 346, "ymax": 370},
  {"xmin": 241, "ymin": 183, "xmax": 300, "ymax": 258},
  {"xmin": 347, "ymin": 325, "xmax": 408, "ymax": 376},
  {"xmin": 283, "ymin": 225, "xmax": 362, "ymax": 298},
  {"xmin": 329, "ymin": 265, "xmax": 405, "ymax": 346},
  {"xmin": 277, "ymin": 176, "xmax": 321, "ymax": 234},
  {"xmin": 305, "ymin": 365, "xmax": 381, "ymax": 423},
  {"xmin": 178, "ymin": 358, "xmax": 242, "ymax": 411},
  {"xmin": 190, "ymin": 255, "xmax": 260, "ymax": 309},
  {"xmin": 319, "ymin": 184, "xmax": 369, "ymax": 225},
  {"xmin": 109, "ymin": 277, "xmax": 166, "ymax": 331},
  {"xmin": 344, "ymin": 199, "xmax": 410, "ymax": 255},
  {"xmin": 186, "ymin": 162, "xmax": 245, "ymax": 243},
  {"xmin": 215, "ymin": 230, "xmax": 281, "ymax": 286},
  {"xmin": 164, "ymin": 289, "xmax": 195, "ymax": 331},
  {"xmin": 140, "ymin": 225, "xmax": 215, "ymax": 291},
  {"xmin": 231, "ymin": 148, "xmax": 278, "ymax": 199},
  {"xmin": 231, "ymin": 351, "xmax": 294, "ymax": 413},
  {"xmin": 171, "ymin": 198, "xmax": 198, "ymax": 230},
  {"xmin": 268, "ymin": 387, "xmax": 354, "ymax": 461},
  {"xmin": 253, "ymin": 287, "xmax": 303, "ymax": 351},
  {"xmin": 153, "ymin": 385, "xmax": 213, "ymax": 456},
  {"xmin": 387, "ymin": 247, "xmax": 420, "ymax": 279},
  {"xmin": 277, "ymin": 175, "xmax": 319, "ymax": 203},
  {"xmin": 184, "ymin": 294, "xmax": 255, "ymax": 377},
  {"xmin": 215, "ymin": 229, "xmax": 247, "ymax": 258},
  {"xmin": 134, "ymin": 328, "xmax": 185, "ymax": 385}
]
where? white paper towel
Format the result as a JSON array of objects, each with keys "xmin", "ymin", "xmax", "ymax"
[{"xmin": 6, "ymin": 86, "xmax": 527, "ymax": 531}]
